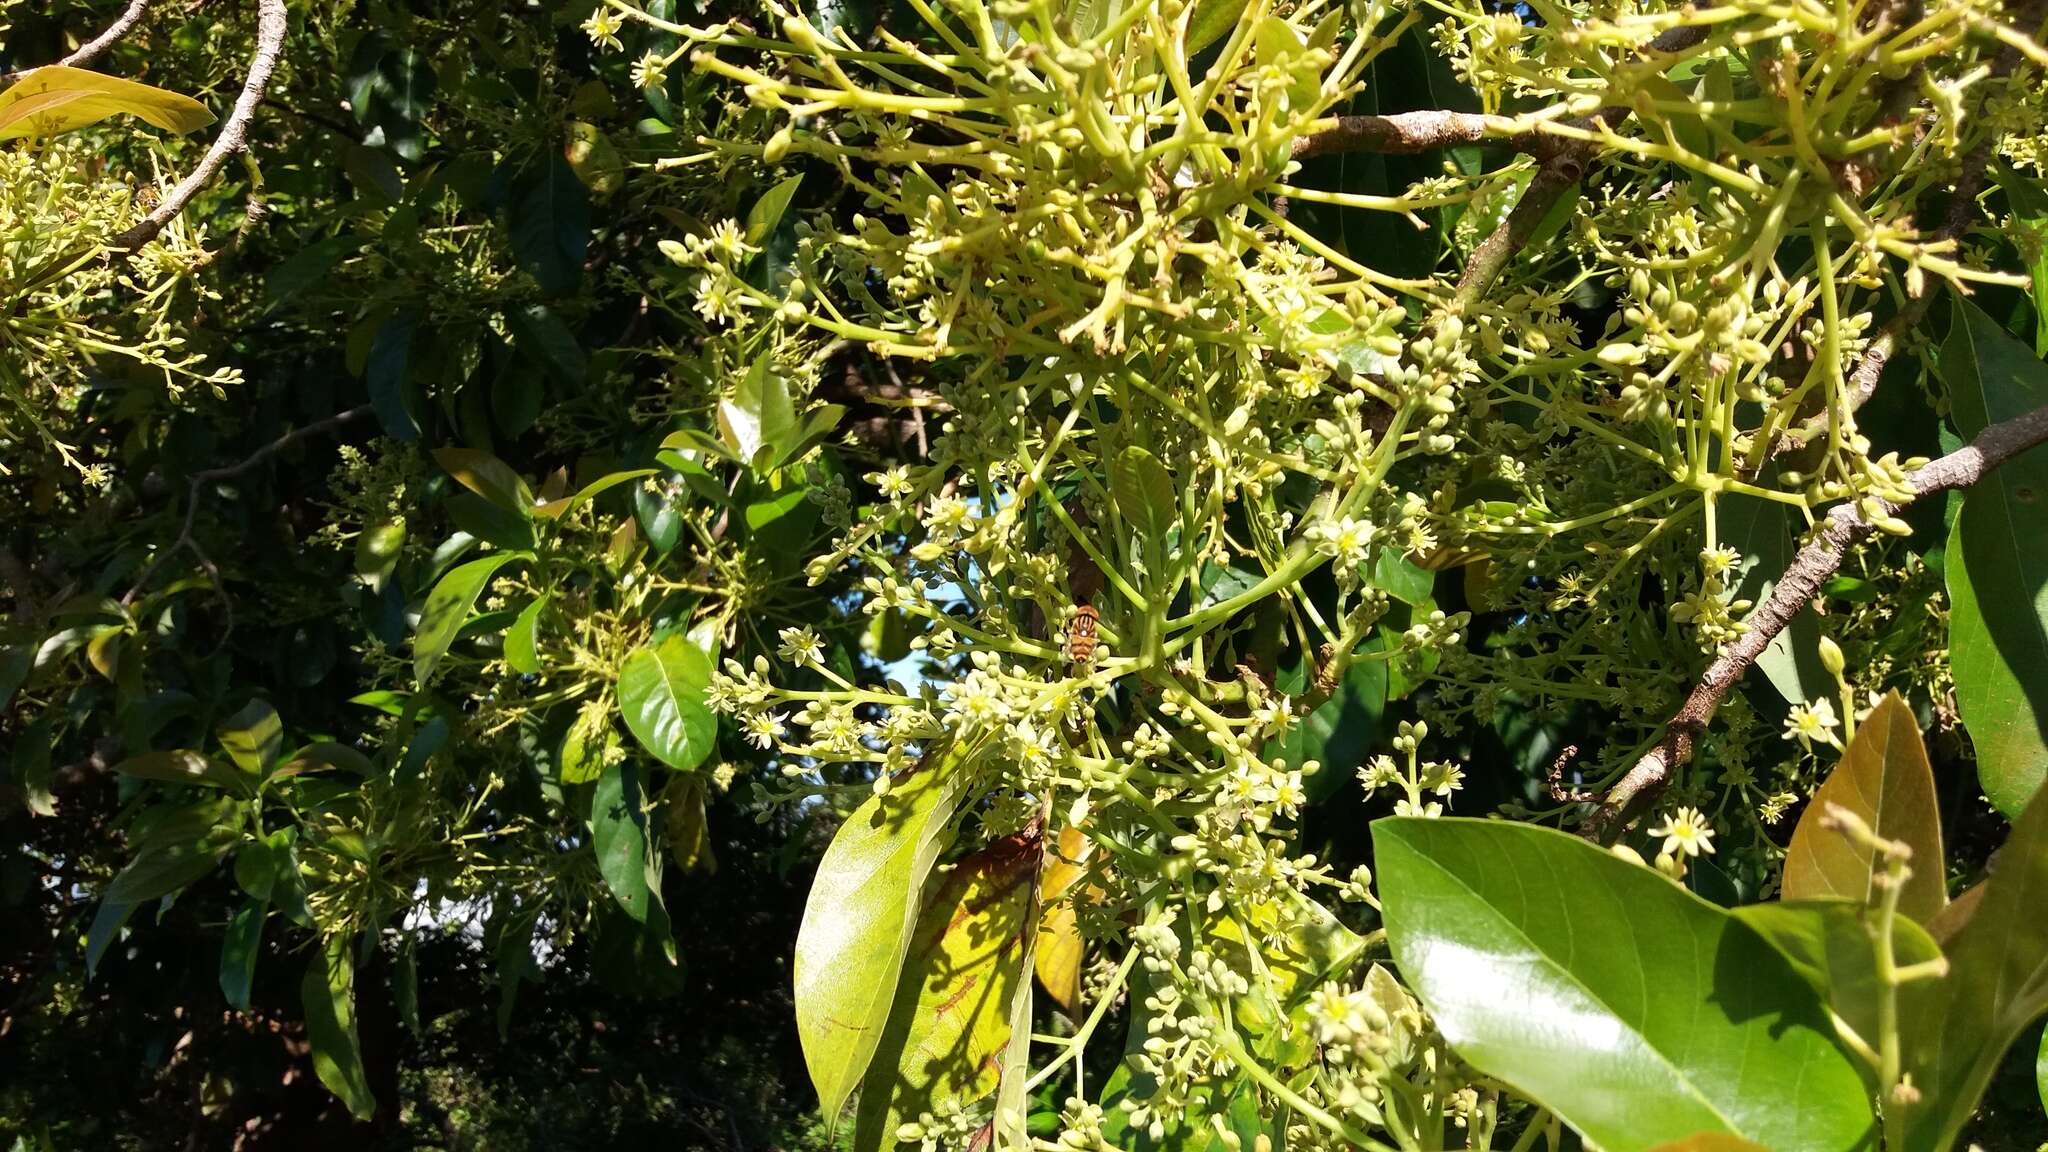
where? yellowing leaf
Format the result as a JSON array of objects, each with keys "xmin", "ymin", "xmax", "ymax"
[
  {"xmin": 1783, "ymin": 692, "xmax": 1946, "ymax": 922},
  {"xmin": 795, "ymin": 741, "xmax": 980, "ymax": 1127},
  {"xmin": 665, "ymin": 774, "xmax": 717, "ymax": 875},
  {"xmin": 1034, "ymin": 824, "xmax": 1089, "ymax": 1018},
  {"xmin": 854, "ymin": 831, "xmax": 1038, "ymax": 1152},
  {"xmin": 0, "ymin": 65, "xmax": 214, "ymax": 141}
]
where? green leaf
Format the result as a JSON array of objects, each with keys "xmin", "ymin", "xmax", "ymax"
[
  {"xmin": 1730, "ymin": 899, "xmax": 1940, "ymax": 1050},
  {"xmin": 745, "ymin": 174, "xmax": 804, "ymax": 247},
  {"xmin": 216, "ymin": 699, "xmax": 284, "ymax": 778},
  {"xmin": 1374, "ymin": 817, "xmax": 1875, "ymax": 1152},
  {"xmin": 1783, "ymin": 692, "xmax": 1946, "ymax": 921},
  {"xmin": 219, "ymin": 898, "xmax": 265, "ymax": 1011},
  {"xmin": 265, "ymin": 235, "xmax": 364, "ymax": 312},
  {"xmin": 1186, "ymin": 0, "xmax": 1248, "ymax": 53},
  {"xmin": 414, "ymin": 552, "xmax": 524, "ymax": 683},
  {"xmin": 433, "ymin": 447, "xmax": 534, "ymax": 515},
  {"xmin": 113, "ymin": 749, "xmax": 251, "ymax": 793},
  {"xmin": 560, "ymin": 717, "xmax": 617, "ymax": 786},
  {"xmin": 796, "ymin": 742, "xmax": 979, "ymax": 1127},
  {"xmin": 1901, "ymin": 773, "xmax": 2048, "ymax": 1149},
  {"xmin": 302, "ymin": 935, "xmax": 376, "ymax": 1120},
  {"xmin": 617, "ymin": 633, "xmax": 716, "ymax": 771},
  {"xmin": 106, "ymin": 836, "xmax": 231, "ymax": 904},
  {"xmin": 1940, "ymin": 297, "xmax": 2048, "ymax": 816},
  {"xmin": 366, "ymin": 315, "xmax": 420, "ymax": 442},
  {"xmin": 394, "ymin": 943, "xmax": 421, "ymax": 1037},
  {"xmin": 591, "ymin": 759, "xmax": 654, "ymax": 922},
  {"xmin": 1371, "ymin": 547, "xmax": 1434, "ymax": 605},
  {"xmin": 718, "ymin": 353, "xmax": 798, "ymax": 470},
  {"xmin": 505, "ymin": 302, "xmax": 587, "ymax": 388},
  {"xmin": 86, "ymin": 899, "xmax": 134, "ymax": 980},
  {"xmin": 0, "ymin": 65, "xmax": 214, "ymax": 141},
  {"xmin": 1110, "ymin": 446, "xmax": 1176, "ymax": 543},
  {"xmin": 1721, "ymin": 485, "xmax": 1829, "ymax": 706},
  {"xmin": 506, "ymin": 594, "xmax": 548, "ymax": 675},
  {"xmin": 532, "ymin": 468, "xmax": 656, "ymax": 519},
  {"xmin": 855, "ymin": 835, "xmax": 1037, "ymax": 1152},
  {"xmin": 509, "ymin": 153, "xmax": 590, "ymax": 297}
]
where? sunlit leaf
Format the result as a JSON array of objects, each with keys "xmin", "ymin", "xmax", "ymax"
[
  {"xmin": 414, "ymin": 552, "xmax": 524, "ymax": 683},
  {"xmin": 1375, "ymin": 817, "xmax": 1875, "ymax": 1151},
  {"xmin": 1731, "ymin": 899, "xmax": 1941, "ymax": 1049},
  {"xmin": 1034, "ymin": 824, "xmax": 1089, "ymax": 1018},
  {"xmin": 855, "ymin": 833, "xmax": 1038, "ymax": 1152},
  {"xmin": 591, "ymin": 759, "xmax": 655, "ymax": 922},
  {"xmin": 745, "ymin": 174, "xmax": 804, "ymax": 246},
  {"xmin": 506, "ymin": 594, "xmax": 548, "ymax": 675},
  {"xmin": 617, "ymin": 633, "xmax": 715, "ymax": 771},
  {"xmin": 796, "ymin": 741, "xmax": 980, "ymax": 1127},
  {"xmin": 303, "ymin": 935, "xmax": 376, "ymax": 1120},
  {"xmin": 1940, "ymin": 297, "xmax": 2048, "ymax": 816},
  {"xmin": 1783, "ymin": 692, "xmax": 1946, "ymax": 921},
  {"xmin": 113, "ymin": 749, "xmax": 251, "ymax": 793},
  {"xmin": 0, "ymin": 65, "xmax": 214, "ymax": 141},
  {"xmin": 433, "ymin": 447, "xmax": 534, "ymax": 515},
  {"xmin": 1902, "ymin": 775, "xmax": 2048, "ymax": 1149},
  {"xmin": 216, "ymin": 699, "xmax": 284, "ymax": 778}
]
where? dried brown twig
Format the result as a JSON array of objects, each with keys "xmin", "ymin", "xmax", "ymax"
[{"xmin": 1585, "ymin": 402, "xmax": 2048, "ymax": 840}]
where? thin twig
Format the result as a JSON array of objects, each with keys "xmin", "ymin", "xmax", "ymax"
[
  {"xmin": 121, "ymin": 405, "xmax": 373, "ymax": 614},
  {"xmin": 111, "ymin": 0, "xmax": 288, "ymax": 252},
  {"xmin": 1294, "ymin": 23, "xmax": 1711, "ymax": 159},
  {"xmin": 0, "ymin": 0, "xmax": 154, "ymax": 84},
  {"xmin": 1586, "ymin": 402, "xmax": 2048, "ymax": 840}
]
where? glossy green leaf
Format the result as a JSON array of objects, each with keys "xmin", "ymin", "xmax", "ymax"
[
  {"xmin": 1783, "ymin": 692, "xmax": 1946, "ymax": 920},
  {"xmin": 113, "ymin": 749, "xmax": 251, "ymax": 793},
  {"xmin": 216, "ymin": 699, "xmax": 284, "ymax": 778},
  {"xmin": 414, "ymin": 552, "xmax": 524, "ymax": 683},
  {"xmin": 855, "ymin": 834, "xmax": 1037, "ymax": 1152},
  {"xmin": 433, "ymin": 447, "xmax": 534, "ymax": 515},
  {"xmin": 718, "ymin": 353, "xmax": 797, "ymax": 469},
  {"xmin": 591, "ymin": 759, "xmax": 654, "ymax": 922},
  {"xmin": 302, "ymin": 935, "xmax": 376, "ymax": 1120},
  {"xmin": 1371, "ymin": 547, "xmax": 1435, "ymax": 605},
  {"xmin": 1731, "ymin": 899, "xmax": 1940, "ymax": 1049},
  {"xmin": 560, "ymin": 717, "xmax": 617, "ymax": 786},
  {"xmin": 0, "ymin": 65, "xmax": 214, "ymax": 141},
  {"xmin": 1901, "ymin": 774, "xmax": 2048, "ymax": 1150},
  {"xmin": 617, "ymin": 633, "xmax": 715, "ymax": 771},
  {"xmin": 220, "ymin": 898, "xmax": 265, "ymax": 1011},
  {"xmin": 509, "ymin": 153, "xmax": 590, "ymax": 297},
  {"xmin": 796, "ymin": 742, "xmax": 978, "ymax": 1127},
  {"xmin": 1374, "ymin": 817, "xmax": 1875, "ymax": 1152},
  {"xmin": 1186, "ymin": 0, "xmax": 1248, "ymax": 52},
  {"xmin": 745, "ymin": 174, "xmax": 804, "ymax": 246},
  {"xmin": 1110, "ymin": 446, "xmax": 1176, "ymax": 542},
  {"xmin": 532, "ymin": 468, "xmax": 656, "ymax": 519},
  {"xmin": 1941, "ymin": 296, "xmax": 2048, "ymax": 816},
  {"xmin": 506, "ymin": 594, "xmax": 548, "ymax": 675}
]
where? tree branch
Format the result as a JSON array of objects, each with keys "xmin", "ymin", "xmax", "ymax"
[
  {"xmin": 120, "ymin": 404, "xmax": 373, "ymax": 614},
  {"xmin": 0, "ymin": 0, "xmax": 154, "ymax": 84},
  {"xmin": 111, "ymin": 0, "xmax": 287, "ymax": 252},
  {"xmin": 1585, "ymin": 401, "xmax": 2048, "ymax": 841}
]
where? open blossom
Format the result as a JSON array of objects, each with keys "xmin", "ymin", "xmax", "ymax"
[
  {"xmin": 1783, "ymin": 697, "xmax": 1841, "ymax": 750},
  {"xmin": 1650, "ymin": 805, "xmax": 1716, "ymax": 858},
  {"xmin": 580, "ymin": 7, "xmax": 625, "ymax": 51}
]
